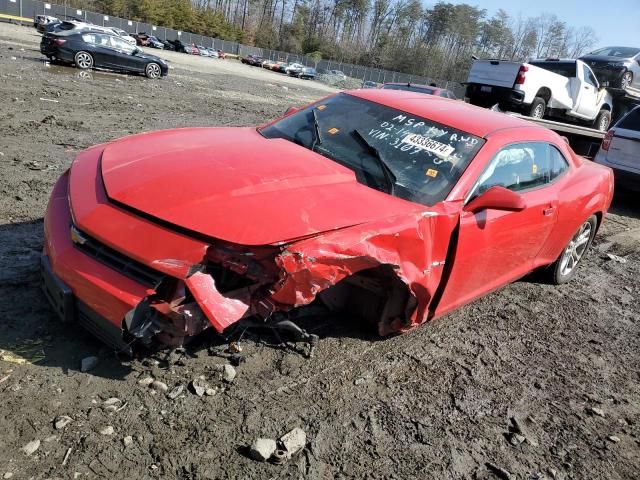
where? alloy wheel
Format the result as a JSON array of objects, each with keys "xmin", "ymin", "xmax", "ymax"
[
  {"xmin": 75, "ymin": 52, "xmax": 93, "ymax": 69},
  {"xmin": 599, "ymin": 115, "xmax": 609, "ymax": 131},
  {"xmin": 146, "ymin": 63, "xmax": 161, "ymax": 79},
  {"xmin": 559, "ymin": 221, "xmax": 592, "ymax": 276},
  {"xmin": 621, "ymin": 72, "xmax": 632, "ymax": 89},
  {"xmin": 533, "ymin": 104, "xmax": 544, "ymax": 118}
]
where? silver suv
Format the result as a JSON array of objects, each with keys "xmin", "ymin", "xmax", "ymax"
[{"xmin": 594, "ymin": 106, "xmax": 640, "ymax": 190}]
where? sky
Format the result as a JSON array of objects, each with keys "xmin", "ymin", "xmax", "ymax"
[{"xmin": 449, "ymin": 0, "xmax": 640, "ymax": 49}]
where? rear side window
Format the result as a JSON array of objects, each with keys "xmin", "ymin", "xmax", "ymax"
[
  {"xmin": 530, "ymin": 61, "xmax": 576, "ymax": 78},
  {"xmin": 617, "ymin": 108, "xmax": 640, "ymax": 131},
  {"xmin": 82, "ymin": 33, "xmax": 97, "ymax": 44},
  {"xmin": 583, "ymin": 65, "xmax": 598, "ymax": 87},
  {"xmin": 549, "ymin": 145, "xmax": 569, "ymax": 180}
]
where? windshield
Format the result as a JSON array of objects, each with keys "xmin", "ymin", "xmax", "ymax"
[
  {"xmin": 382, "ymin": 84, "xmax": 436, "ymax": 95},
  {"xmin": 589, "ymin": 47, "xmax": 640, "ymax": 58},
  {"xmin": 259, "ymin": 93, "xmax": 484, "ymax": 206}
]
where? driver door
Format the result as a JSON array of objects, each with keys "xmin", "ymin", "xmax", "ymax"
[
  {"xmin": 435, "ymin": 142, "xmax": 560, "ymax": 316},
  {"xmin": 105, "ymin": 36, "xmax": 141, "ymax": 71},
  {"xmin": 575, "ymin": 64, "xmax": 600, "ymax": 119}
]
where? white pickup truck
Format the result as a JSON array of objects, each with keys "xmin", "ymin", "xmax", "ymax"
[{"xmin": 464, "ymin": 59, "xmax": 613, "ymax": 131}]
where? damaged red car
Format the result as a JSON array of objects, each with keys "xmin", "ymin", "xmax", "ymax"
[{"xmin": 42, "ymin": 90, "xmax": 614, "ymax": 352}]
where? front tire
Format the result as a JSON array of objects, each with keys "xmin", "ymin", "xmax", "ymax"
[
  {"xmin": 145, "ymin": 62, "xmax": 162, "ymax": 79},
  {"xmin": 593, "ymin": 110, "xmax": 611, "ymax": 131},
  {"xmin": 527, "ymin": 97, "xmax": 546, "ymax": 119},
  {"xmin": 546, "ymin": 215, "xmax": 597, "ymax": 284},
  {"xmin": 74, "ymin": 51, "xmax": 94, "ymax": 70}
]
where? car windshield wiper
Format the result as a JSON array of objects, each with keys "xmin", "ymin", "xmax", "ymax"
[
  {"xmin": 311, "ymin": 108, "xmax": 323, "ymax": 150},
  {"xmin": 352, "ymin": 129, "xmax": 396, "ymax": 195}
]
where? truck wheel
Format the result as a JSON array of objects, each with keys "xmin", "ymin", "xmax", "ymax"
[
  {"xmin": 593, "ymin": 110, "xmax": 611, "ymax": 132},
  {"xmin": 528, "ymin": 97, "xmax": 546, "ymax": 119}
]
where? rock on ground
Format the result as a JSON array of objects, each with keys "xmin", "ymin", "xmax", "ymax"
[
  {"xmin": 80, "ymin": 356, "xmax": 99, "ymax": 372},
  {"xmin": 280, "ymin": 428, "xmax": 306, "ymax": 457},
  {"xmin": 249, "ymin": 438, "xmax": 277, "ymax": 462},
  {"xmin": 22, "ymin": 440, "xmax": 40, "ymax": 456}
]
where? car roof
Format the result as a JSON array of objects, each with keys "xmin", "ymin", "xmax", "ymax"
[
  {"xmin": 383, "ymin": 82, "xmax": 446, "ymax": 93},
  {"xmin": 347, "ymin": 89, "xmax": 543, "ymax": 138}
]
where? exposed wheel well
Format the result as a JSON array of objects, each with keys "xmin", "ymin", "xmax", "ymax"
[
  {"xmin": 594, "ymin": 211, "xmax": 603, "ymax": 232},
  {"xmin": 601, "ymin": 104, "xmax": 612, "ymax": 111},
  {"xmin": 535, "ymin": 87, "xmax": 552, "ymax": 103},
  {"xmin": 317, "ymin": 264, "xmax": 414, "ymax": 335}
]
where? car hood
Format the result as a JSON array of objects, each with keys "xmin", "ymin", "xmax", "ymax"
[
  {"xmin": 580, "ymin": 55, "xmax": 631, "ymax": 64},
  {"xmin": 99, "ymin": 127, "xmax": 421, "ymax": 245},
  {"xmin": 135, "ymin": 51, "xmax": 165, "ymax": 63}
]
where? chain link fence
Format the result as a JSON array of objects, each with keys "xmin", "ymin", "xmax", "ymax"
[{"xmin": 1, "ymin": 0, "xmax": 463, "ymax": 96}]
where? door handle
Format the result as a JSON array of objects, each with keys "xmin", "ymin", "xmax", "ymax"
[{"xmin": 543, "ymin": 207, "xmax": 556, "ymax": 216}]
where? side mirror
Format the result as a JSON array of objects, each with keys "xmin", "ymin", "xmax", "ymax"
[
  {"xmin": 464, "ymin": 186, "xmax": 526, "ymax": 213},
  {"xmin": 284, "ymin": 106, "xmax": 299, "ymax": 116}
]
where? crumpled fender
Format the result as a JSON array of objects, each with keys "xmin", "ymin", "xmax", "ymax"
[{"xmin": 270, "ymin": 205, "xmax": 461, "ymax": 332}]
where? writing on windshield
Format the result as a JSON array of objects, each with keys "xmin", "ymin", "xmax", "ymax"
[{"xmin": 259, "ymin": 93, "xmax": 484, "ymax": 206}]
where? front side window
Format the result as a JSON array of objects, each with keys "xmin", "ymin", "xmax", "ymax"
[
  {"xmin": 473, "ymin": 142, "xmax": 568, "ymax": 196},
  {"xmin": 95, "ymin": 34, "xmax": 111, "ymax": 47},
  {"xmin": 259, "ymin": 93, "xmax": 485, "ymax": 206},
  {"xmin": 109, "ymin": 36, "xmax": 133, "ymax": 52},
  {"xmin": 583, "ymin": 65, "xmax": 599, "ymax": 87}
]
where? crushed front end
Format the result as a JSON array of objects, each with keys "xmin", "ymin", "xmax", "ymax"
[{"xmin": 43, "ymin": 143, "xmax": 458, "ymax": 352}]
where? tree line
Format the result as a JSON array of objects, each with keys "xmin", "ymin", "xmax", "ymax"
[{"xmin": 66, "ymin": 0, "xmax": 599, "ymax": 82}]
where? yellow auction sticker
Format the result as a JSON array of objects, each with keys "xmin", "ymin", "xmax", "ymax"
[{"xmin": 426, "ymin": 169, "xmax": 438, "ymax": 177}]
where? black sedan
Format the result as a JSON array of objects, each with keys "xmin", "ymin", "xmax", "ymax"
[
  {"xmin": 41, "ymin": 30, "xmax": 169, "ymax": 79},
  {"xmin": 579, "ymin": 46, "xmax": 640, "ymax": 91}
]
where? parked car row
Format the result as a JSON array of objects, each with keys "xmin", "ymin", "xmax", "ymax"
[
  {"xmin": 40, "ymin": 27, "xmax": 169, "ymax": 79},
  {"xmin": 35, "ymin": 16, "xmax": 227, "ymax": 58},
  {"xmin": 241, "ymin": 55, "xmax": 317, "ymax": 79}
]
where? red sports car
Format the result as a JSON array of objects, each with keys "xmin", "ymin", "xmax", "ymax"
[{"xmin": 41, "ymin": 90, "xmax": 614, "ymax": 352}]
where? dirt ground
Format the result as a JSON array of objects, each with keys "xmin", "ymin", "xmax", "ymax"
[{"xmin": 0, "ymin": 22, "xmax": 639, "ymax": 480}]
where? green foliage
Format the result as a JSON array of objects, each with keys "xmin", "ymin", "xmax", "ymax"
[{"xmin": 78, "ymin": 0, "xmax": 597, "ymax": 82}]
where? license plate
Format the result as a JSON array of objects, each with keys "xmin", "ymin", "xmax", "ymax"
[{"xmin": 480, "ymin": 86, "xmax": 492, "ymax": 93}]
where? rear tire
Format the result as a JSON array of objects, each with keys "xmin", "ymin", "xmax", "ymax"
[
  {"xmin": 592, "ymin": 110, "xmax": 611, "ymax": 131},
  {"xmin": 527, "ymin": 97, "xmax": 546, "ymax": 119},
  {"xmin": 74, "ymin": 51, "xmax": 93, "ymax": 70},
  {"xmin": 545, "ymin": 215, "xmax": 597, "ymax": 284}
]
